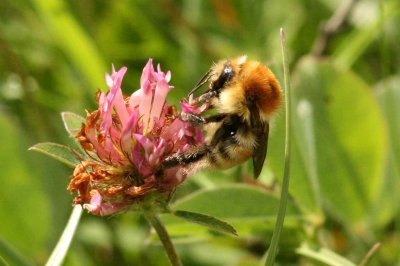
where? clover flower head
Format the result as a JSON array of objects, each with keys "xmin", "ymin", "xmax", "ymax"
[{"xmin": 68, "ymin": 59, "xmax": 204, "ymax": 216}]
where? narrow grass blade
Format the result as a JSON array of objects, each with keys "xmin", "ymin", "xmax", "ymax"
[
  {"xmin": 297, "ymin": 243, "xmax": 356, "ymax": 266},
  {"xmin": 265, "ymin": 28, "xmax": 292, "ymax": 265},
  {"xmin": 0, "ymin": 238, "xmax": 31, "ymax": 266},
  {"xmin": 45, "ymin": 205, "xmax": 82, "ymax": 266}
]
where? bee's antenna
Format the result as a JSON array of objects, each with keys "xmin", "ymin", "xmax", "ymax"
[{"xmin": 188, "ymin": 69, "xmax": 212, "ymax": 96}]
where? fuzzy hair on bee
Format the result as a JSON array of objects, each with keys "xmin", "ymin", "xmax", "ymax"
[{"xmin": 161, "ymin": 55, "xmax": 283, "ymax": 178}]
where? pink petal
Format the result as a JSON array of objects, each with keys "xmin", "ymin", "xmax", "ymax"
[
  {"xmin": 149, "ymin": 79, "xmax": 171, "ymax": 129},
  {"xmin": 84, "ymin": 126, "xmax": 109, "ymax": 159},
  {"xmin": 140, "ymin": 59, "xmax": 154, "ymax": 91},
  {"xmin": 180, "ymin": 98, "xmax": 209, "ymax": 114},
  {"xmin": 162, "ymin": 168, "xmax": 187, "ymax": 188},
  {"xmin": 133, "ymin": 134, "xmax": 153, "ymax": 159},
  {"xmin": 103, "ymin": 135, "xmax": 122, "ymax": 163},
  {"xmin": 105, "ymin": 73, "xmax": 113, "ymax": 88},
  {"xmin": 149, "ymin": 139, "xmax": 166, "ymax": 166},
  {"xmin": 99, "ymin": 203, "xmax": 126, "ymax": 216},
  {"xmin": 83, "ymin": 190, "xmax": 127, "ymax": 216},
  {"xmin": 136, "ymin": 159, "xmax": 152, "ymax": 176},
  {"xmin": 129, "ymin": 90, "xmax": 141, "ymax": 110},
  {"xmin": 120, "ymin": 109, "xmax": 139, "ymax": 157},
  {"xmin": 181, "ymin": 143, "xmax": 191, "ymax": 151},
  {"xmin": 139, "ymin": 92, "xmax": 152, "ymax": 133},
  {"xmin": 165, "ymin": 71, "xmax": 171, "ymax": 82},
  {"xmin": 161, "ymin": 119, "xmax": 183, "ymax": 140},
  {"xmin": 83, "ymin": 190, "xmax": 102, "ymax": 215},
  {"xmin": 130, "ymin": 143, "xmax": 143, "ymax": 168},
  {"xmin": 100, "ymin": 67, "xmax": 129, "ymax": 130},
  {"xmin": 113, "ymin": 86, "xmax": 129, "ymax": 127},
  {"xmin": 99, "ymin": 92, "xmax": 113, "ymax": 132},
  {"xmin": 109, "ymin": 67, "xmax": 129, "ymax": 127}
]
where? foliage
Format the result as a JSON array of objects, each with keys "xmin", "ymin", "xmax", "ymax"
[{"xmin": 0, "ymin": 0, "xmax": 399, "ymax": 265}]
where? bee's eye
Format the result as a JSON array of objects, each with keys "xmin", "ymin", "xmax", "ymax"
[
  {"xmin": 222, "ymin": 124, "xmax": 237, "ymax": 138},
  {"xmin": 211, "ymin": 64, "xmax": 234, "ymax": 91},
  {"xmin": 222, "ymin": 120, "xmax": 239, "ymax": 138}
]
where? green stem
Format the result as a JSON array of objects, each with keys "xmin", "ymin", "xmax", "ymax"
[
  {"xmin": 145, "ymin": 213, "xmax": 183, "ymax": 266},
  {"xmin": 265, "ymin": 28, "xmax": 292, "ymax": 266},
  {"xmin": 359, "ymin": 243, "xmax": 381, "ymax": 266}
]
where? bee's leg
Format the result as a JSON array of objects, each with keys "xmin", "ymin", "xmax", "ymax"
[
  {"xmin": 155, "ymin": 146, "xmax": 209, "ymax": 179},
  {"xmin": 161, "ymin": 145, "xmax": 209, "ymax": 169},
  {"xmin": 182, "ymin": 113, "xmax": 206, "ymax": 125},
  {"xmin": 204, "ymin": 114, "xmax": 227, "ymax": 123},
  {"xmin": 182, "ymin": 113, "xmax": 227, "ymax": 126},
  {"xmin": 189, "ymin": 90, "xmax": 218, "ymax": 105}
]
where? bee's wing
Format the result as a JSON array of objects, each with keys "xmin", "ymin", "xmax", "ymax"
[{"xmin": 252, "ymin": 122, "xmax": 269, "ymax": 178}]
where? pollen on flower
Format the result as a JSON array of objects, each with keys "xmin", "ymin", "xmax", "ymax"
[{"xmin": 68, "ymin": 59, "xmax": 204, "ymax": 216}]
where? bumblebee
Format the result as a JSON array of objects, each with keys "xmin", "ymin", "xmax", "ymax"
[{"xmin": 162, "ymin": 56, "xmax": 282, "ymax": 178}]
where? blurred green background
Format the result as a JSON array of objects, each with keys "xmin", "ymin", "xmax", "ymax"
[{"xmin": 1, "ymin": 0, "xmax": 400, "ymax": 265}]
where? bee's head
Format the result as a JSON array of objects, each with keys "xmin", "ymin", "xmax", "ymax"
[
  {"xmin": 188, "ymin": 56, "xmax": 248, "ymax": 97},
  {"xmin": 208, "ymin": 62, "xmax": 233, "ymax": 92},
  {"xmin": 208, "ymin": 55, "xmax": 247, "ymax": 93}
]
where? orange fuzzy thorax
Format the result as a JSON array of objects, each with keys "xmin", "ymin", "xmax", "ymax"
[
  {"xmin": 216, "ymin": 58, "xmax": 282, "ymax": 122},
  {"xmin": 241, "ymin": 61, "xmax": 282, "ymax": 118}
]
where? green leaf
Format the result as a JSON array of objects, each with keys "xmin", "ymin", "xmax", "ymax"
[
  {"xmin": 173, "ymin": 210, "xmax": 237, "ymax": 236},
  {"xmin": 297, "ymin": 243, "xmax": 356, "ymax": 266},
  {"xmin": 29, "ymin": 142, "xmax": 81, "ymax": 167},
  {"xmin": 61, "ymin": 112, "xmax": 85, "ymax": 137},
  {"xmin": 164, "ymin": 184, "xmax": 301, "ymax": 237},
  {"xmin": 370, "ymin": 76, "xmax": 400, "ymax": 227},
  {"xmin": 289, "ymin": 57, "xmax": 387, "ymax": 225}
]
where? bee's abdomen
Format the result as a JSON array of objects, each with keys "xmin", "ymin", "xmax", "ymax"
[{"xmin": 206, "ymin": 115, "xmax": 255, "ymax": 169}]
